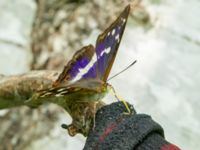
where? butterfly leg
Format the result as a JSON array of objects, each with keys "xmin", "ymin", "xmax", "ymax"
[{"xmin": 92, "ymin": 101, "xmax": 97, "ymax": 130}]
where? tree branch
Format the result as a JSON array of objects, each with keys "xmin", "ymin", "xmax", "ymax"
[{"xmin": 0, "ymin": 71, "xmax": 58, "ymax": 109}]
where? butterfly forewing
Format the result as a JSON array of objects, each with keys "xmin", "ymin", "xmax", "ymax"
[{"xmin": 95, "ymin": 5, "xmax": 130, "ymax": 81}]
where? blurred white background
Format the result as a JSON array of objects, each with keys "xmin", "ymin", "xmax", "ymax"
[{"xmin": 0, "ymin": 0, "xmax": 199, "ymax": 149}]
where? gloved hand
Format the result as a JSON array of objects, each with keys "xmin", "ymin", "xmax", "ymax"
[{"xmin": 83, "ymin": 102, "xmax": 181, "ymax": 150}]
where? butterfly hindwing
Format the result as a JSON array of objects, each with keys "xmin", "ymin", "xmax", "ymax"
[{"xmin": 53, "ymin": 45, "xmax": 95, "ymax": 86}]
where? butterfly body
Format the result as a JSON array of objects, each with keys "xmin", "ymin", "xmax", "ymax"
[{"xmin": 27, "ymin": 5, "xmax": 131, "ymax": 136}]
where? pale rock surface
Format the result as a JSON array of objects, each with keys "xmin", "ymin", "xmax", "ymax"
[
  {"xmin": 0, "ymin": 0, "xmax": 34, "ymax": 75},
  {"xmin": 109, "ymin": 1, "xmax": 200, "ymax": 149}
]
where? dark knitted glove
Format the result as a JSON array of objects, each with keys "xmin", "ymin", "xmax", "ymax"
[{"xmin": 83, "ymin": 102, "xmax": 181, "ymax": 150}]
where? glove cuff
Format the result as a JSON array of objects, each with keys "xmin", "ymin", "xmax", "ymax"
[{"xmin": 95, "ymin": 114, "xmax": 164, "ymax": 149}]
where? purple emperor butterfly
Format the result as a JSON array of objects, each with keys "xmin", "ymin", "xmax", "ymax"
[{"xmin": 28, "ymin": 5, "xmax": 132, "ymax": 136}]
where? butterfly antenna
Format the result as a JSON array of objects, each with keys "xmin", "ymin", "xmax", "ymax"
[{"xmin": 108, "ymin": 60, "xmax": 137, "ymax": 81}]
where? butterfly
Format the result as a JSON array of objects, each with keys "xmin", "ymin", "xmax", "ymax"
[{"xmin": 28, "ymin": 5, "xmax": 131, "ymax": 136}]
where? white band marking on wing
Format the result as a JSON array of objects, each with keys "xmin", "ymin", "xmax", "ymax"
[
  {"xmin": 100, "ymin": 47, "xmax": 111, "ymax": 57},
  {"xmin": 115, "ymin": 34, "xmax": 120, "ymax": 43},
  {"xmin": 71, "ymin": 54, "xmax": 97, "ymax": 82},
  {"xmin": 70, "ymin": 46, "xmax": 111, "ymax": 82},
  {"xmin": 112, "ymin": 29, "xmax": 116, "ymax": 35}
]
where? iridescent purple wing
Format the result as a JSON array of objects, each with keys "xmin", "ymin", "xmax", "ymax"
[
  {"xmin": 83, "ymin": 5, "xmax": 130, "ymax": 81},
  {"xmin": 53, "ymin": 45, "xmax": 95, "ymax": 86},
  {"xmin": 53, "ymin": 5, "xmax": 130, "ymax": 86}
]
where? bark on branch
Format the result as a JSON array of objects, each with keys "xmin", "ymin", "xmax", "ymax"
[{"xmin": 0, "ymin": 71, "xmax": 58, "ymax": 109}]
